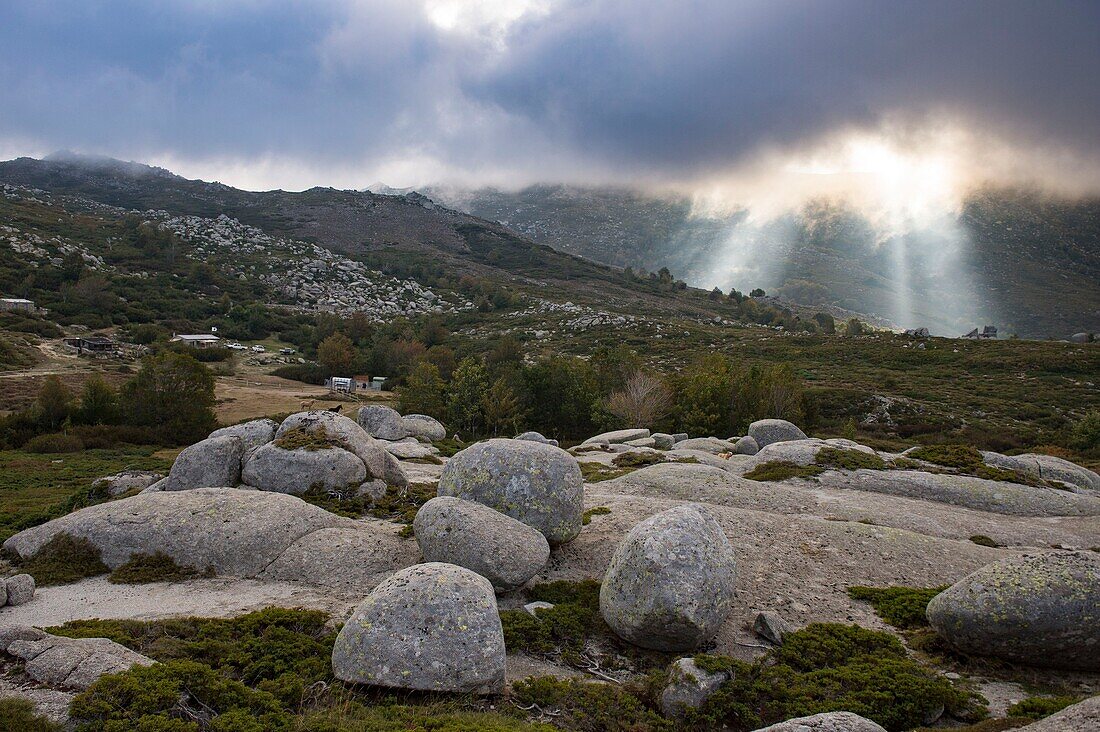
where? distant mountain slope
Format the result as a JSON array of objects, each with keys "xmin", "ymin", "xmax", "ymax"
[{"xmin": 432, "ymin": 184, "xmax": 1100, "ymax": 337}]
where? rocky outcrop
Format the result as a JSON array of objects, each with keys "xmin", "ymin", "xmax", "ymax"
[
  {"xmin": 356, "ymin": 404, "xmax": 407, "ymax": 441},
  {"xmin": 651, "ymin": 433, "xmax": 676, "ymax": 449},
  {"xmin": 582, "ymin": 428, "xmax": 651, "ymax": 445},
  {"xmin": 413, "ymin": 496, "xmax": 550, "ymax": 592},
  {"xmin": 331, "ymin": 563, "xmax": 506, "ymax": 693},
  {"xmin": 277, "ymin": 410, "xmax": 407, "ymax": 488},
  {"xmin": 260, "ymin": 524, "xmax": 418, "ymax": 590},
  {"xmin": 92, "ymin": 470, "xmax": 164, "ymax": 497},
  {"xmin": 600, "ymin": 505, "xmax": 737, "ymax": 651},
  {"xmin": 983, "ymin": 451, "xmax": 1100, "ymax": 494},
  {"xmin": 438, "ymin": 438, "xmax": 584, "ymax": 545},
  {"xmin": 672, "ymin": 437, "xmax": 734, "ymax": 454},
  {"xmin": 747, "ymin": 419, "xmax": 807, "ymax": 448},
  {"xmin": 403, "ymin": 414, "xmax": 446, "ymax": 442},
  {"xmin": 241, "ymin": 442, "xmax": 366, "ymax": 494},
  {"xmin": 751, "ymin": 712, "xmax": 888, "ymax": 732},
  {"xmin": 746, "ymin": 438, "xmax": 874, "ymax": 468},
  {"xmin": 208, "ymin": 418, "xmax": 278, "ymax": 450},
  {"xmin": 515, "ymin": 431, "xmax": 558, "ymax": 446},
  {"xmin": 160, "ymin": 435, "xmax": 245, "ymax": 491},
  {"xmin": 0, "ymin": 626, "xmax": 154, "ymax": 691},
  {"xmin": 660, "ymin": 657, "xmax": 729, "ymax": 718},
  {"xmin": 926, "ymin": 551, "xmax": 1100, "ymax": 670},
  {"xmin": 383, "ymin": 438, "xmax": 440, "ymax": 460}
]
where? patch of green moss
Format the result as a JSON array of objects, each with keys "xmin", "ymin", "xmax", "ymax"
[
  {"xmin": 847, "ymin": 586, "xmax": 947, "ymax": 629},
  {"xmin": 969, "ymin": 534, "xmax": 1000, "ymax": 547},
  {"xmin": 272, "ymin": 425, "xmax": 340, "ymax": 451},
  {"xmin": 816, "ymin": 447, "xmax": 886, "ymax": 471},
  {"xmin": 403, "ymin": 455, "xmax": 444, "ymax": 465},
  {"xmin": 579, "ymin": 461, "xmax": 635, "ymax": 483},
  {"xmin": 582, "ymin": 506, "xmax": 611, "ymax": 525},
  {"xmin": 17, "ymin": 532, "xmax": 108, "ymax": 586},
  {"xmin": 744, "ymin": 461, "xmax": 825, "ymax": 481},
  {"xmin": 107, "ymin": 551, "xmax": 209, "ymax": 584},
  {"xmin": 907, "ymin": 445, "xmax": 1036, "ymax": 485},
  {"xmin": 1006, "ymin": 696, "xmax": 1081, "ymax": 719},
  {"xmin": 510, "ymin": 677, "xmax": 671, "ymax": 732},
  {"xmin": 612, "ymin": 451, "xmax": 665, "ymax": 468},
  {"xmin": 298, "ymin": 482, "xmax": 436, "ymax": 524},
  {"xmin": 0, "ymin": 698, "xmax": 61, "ymax": 732}
]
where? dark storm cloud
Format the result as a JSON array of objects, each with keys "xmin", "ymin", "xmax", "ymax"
[{"xmin": 0, "ymin": 0, "xmax": 1097, "ymax": 187}]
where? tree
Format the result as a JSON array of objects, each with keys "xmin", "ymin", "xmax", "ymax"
[
  {"xmin": 671, "ymin": 355, "xmax": 735, "ymax": 436},
  {"xmin": 35, "ymin": 376, "xmax": 72, "ymax": 429},
  {"xmin": 399, "ymin": 362, "xmax": 446, "ymax": 419},
  {"xmin": 605, "ymin": 370, "xmax": 672, "ymax": 427},
  {"xmin": 121, "ymin": 352, "xmax": 217, "ymax": 443},
  {"xmin": 317, "ymin": 333, "xmax": 356, "ymax": 376},
  {"xmin": 813, "ymin": 312, "xmax": 836, "ymax": 334},
  {"xmin": 521, "ymin": 357, "xmax": 600, "ymax": 439},
  {"xmin": 75, "ymin": 375, "xmax": 118, "ymax": 425},
  {"xmin": 845, "ymin": 318, "xmax": 866, "ymax": 336},
  {"xmin": 447, "ymin": 357, "xmax": 491, "ymax": 437},
  {"xmin": 482, "ymin": 377, "xmax": 523, "ymax": 436},
  {"xmin": 750, "ymin": 288, "xmax": 766, "ymax": 298}
]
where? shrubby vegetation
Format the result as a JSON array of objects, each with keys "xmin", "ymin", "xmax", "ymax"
[
  {"xmin": 846, "ymin": 586, "xmax": 946, "ymax": 629},
  {"xmin": 13, "ymin": 532, "xmax": 109, "ymax": 586},
  {"xmin": 0, "ymin": 698, "xmax": 60, "ymax": 732}
]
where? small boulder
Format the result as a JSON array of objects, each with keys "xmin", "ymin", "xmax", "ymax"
[
  {"xmin": 5, "ymin": 574, "xmax": 35, "ymax": 606},
  {"xmin": 651, "ymin": 433, "xmax": 676, "ymax": 450},
  {"xmin": 926, "ymin": 551, "xmax": 1100, "ymax": 670},
  {"xmin": 3, "ymin": 629, "xmax": 154, "ymax": 691},
  {"xmin": 747, "ymin": 419, "xmax": 807, "ymax": 448},
  {"xmin": 732, "ymin": 435, "xmax": 759, "ymax": 455},
  {"xmin": 753, "ymin": 611, "xmax": 792, "ymax": 645},
  {"xmin": 626, "ymin": 437, "xmax": 657, "ymax": 448},
  {"xmin": 331, "ymin": 563, "xmax": 506, "ymax": 693},
  {"xmin": 582, "ymin": 428, "xmax": 651, "ymax": 445},
  {"xmin": 600, "ymin": 505, "xmax": 737, "ymax": 651},
  {"xmin": 161, "ymin": 435, "xmax": 245, "ymax": 491},
  {"xmin": 92, "ymin": 470, "xmax": 164, "ymax": 497},
  {"xmin": 413, "ymin": 496, "xmax": 550, "ymax": 592},
  {"xmin": 438, "ymin": 438, "xmax": 584, "ymax": 545},
  {"xmin": 241, "ymin": 442, "xmax": 366, "ymax": 494},
  {"xmin": 383, "ymin": 438, "xmax": 440, "ymax": 460},
  {"xmin": 208, "ymin": 418, "xmax": 278, "ymax": 450},
  {"xmin": 660, "ymin": 657, "xmax": 729, "ymax": 719},
  {"xmin": 357, "ymin": 404, "xmax": 407, "ymax": 440},
  {"xmin": 751, "ymin": 712, "xmax": 888, "ymax": 732},
  {"xmin": 673, "ymin": 437, "xmax": 735, "ymax": 454},
  {"xmin": 515, "ymin": 431, "xmax": 558, "ymax": 446},
  {"xmin": 403, "ymin": 414, "xmax": 446, "ymax": 442}
]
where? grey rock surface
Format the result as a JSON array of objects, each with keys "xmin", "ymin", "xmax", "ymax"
[
  {"xmin": 600, "ymin": 504, "xmax": 737, "ymax": 651},
  {"xmin": 2, "ymin": 488, "xmax": 355, "ymax": 577},
  {"xmin": 414, "ymin": 496, "xmax": 550, "ymax": 592},
  {"xmin": 3, "ymin": 628, "xmax": 154, "ymax": 691},
  {"xmin": 356, "ymin": 404, "xmax": 407, "ymax": 441},
  {"xmin": 278, "ymin": 410, "xmax": 408, "ymax": 488},
  {"xmin": 732, "ymin": 435, "xmax": 760, "ymax": 455},
  {"xmin": 208, "ymin": 418, "xmax": 278, "ymax": 450},
  {"xmin": 1016, "ymin": 695, "xmax": 1100, "ymax": 731},
  {"xmin": 438, "ymin": 438, "xmax": 584, "ymax": 545},
  {"xmin": 747, "ymin": 419, "xmax": 808, "ymax": 448},
  {"xmin": 751, "ymin": 711, "xmax": 888, "ymax": 732},
  {"xmin": 260, "ymin": 524, "xmax": 419, "ymax": 591},
  {"xmin": 983, "ymin": 451, "xmax": 1100, "ymax": 493},
  {"xmin": 524, "ymin": 601, "xmax": 555, "ymax": 616},
  {"xmin": 403, "ymin": 414, "xmax": 446, "ymax": 442},
  {"xmin": 4, "ymin": 574, "xmax": 35, "ymax": 606},
  {"xmin": 582, "ymin": 428, "xmax": 651, "ymax": 445},
  {"xmin": 383, "ymin": 438, "xmax": 440, "ymax": 460},
  {"xmin": 515, "ymin": 431, "xmax": 558, "ymax": 446},
  {"xmin": 927, "ymin": 551, "xmax": 1100, "ymax": 670},
  {"xmin": 331, "ymin": 563, "xmax": 506, "ymax": 693},
  {"xmin": 92, "ymin": 470, "xmax": 164, "ymax": 497},
  {"xmin": 753, "ymin": 611, "xmax": 793, "ymax": 645},
  {"xmin": 161, "ymin": 435, "xmax": 245, "ymax": 491},
  {"xmin": 625, "ymin": 437, "xmax": 657, "ymax": 448},
  {"xmin": 672, "ymin": 437, "xmax": 735, "ymax": 454},
  {"xmin": 660, "ymin": 657, "xmax": 729, "ymax": 718},
  {"xmin": 651, "ymin": 433, "xmax": 676, "ymax": 450},
  {"xmin": 746, "ymin": 438, "xmax": 875, "ymax": 468},
  {"xmin": 241, "ymin": 442, "xmax": 366, "ymax": 494}
]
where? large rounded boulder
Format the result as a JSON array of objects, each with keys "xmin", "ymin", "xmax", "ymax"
[
  {"xmin": 277, "ymin": 410, "xmax": 407, "ymax": 488},
  {"xmin": 413, "ymin": 496, "xmax": 550, "ymax": 592},
  {"xmin": 160, "ymin": 435, "xmax": 245, "ymax": 491},
  {"xmin": 331, "ymin": 562, "xmax": 506, "ymax": 693},
  {"xmin": 403, "ymin": 414, "xmax": 446, "ymax": 442},
  {"xmin": 208, "ymin": 418, "xmax": 278, "ymax": 450},
  {"xmin": 926, "ymin": 551, "xmax": 1100, "ymax": 670},
  {"xmin": 600, "ymin": 504, "xmax": 737, "ymax": 651},
  {"xmin": 747, "ymin": 419, "xmax": 807, "ymax": 448},
  {"xmin": 437, "ymin": 438, "xmax": 584, "ymax": 545},
  {"xmin": 357, "ymin": 404, "xmax": 407, "ymax": 441},
  {"xmin": 241, "ymin": 442, "xmax": 366, "ymax": 494}
]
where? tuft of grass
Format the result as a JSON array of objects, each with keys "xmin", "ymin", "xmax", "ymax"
[
  {"xmin": 272, "ymin": 425, "xmax": 340, "ymax": 451},
  {"xmin": 0, "ymin": 698, "xmax": 61, "ymax": 732},
  {"xmin": 108, "ymin": 551, "xmax": 209, "ymax": 584},
  {"xmin": 969, "ymin": 534, "xmax": 1000, "ymax": 548},
  {"xmin": 1006, "ymin": 696, "xmax": 1081, "ymax": 720},
  {"xmin": 816, "ymin": 447, "xmax": 886, "ymax": 471},
  {"xmin": 612, "ymin": 451, "xmax": 665, "ymax": 468},
  {"xmin": 579, "ymin": 461, "xmax": 636, "ymax": 482},
  {"xmin": 744, "ymin": 461, "xmax": 825, "ymax": 481},
  {"xmin": 582, "ymin": 506, "xmax": 611, "ymax": 525},
  {"xmin": 847, "ymin": 586, "xmax": 947, "ymax": 629},
  {"xmin": 16, "ymin": 532, "xmax": 108, "ymax": 586}
]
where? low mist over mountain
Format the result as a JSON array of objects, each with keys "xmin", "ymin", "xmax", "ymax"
[{"xmin": 426, "ymin": 184, "xmax": 1100, "ymax": 338}]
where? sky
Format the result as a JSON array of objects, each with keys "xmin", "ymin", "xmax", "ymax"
[{"xmin": 2, "ymin": 0, "xmax": 1100, "ymax": 212}]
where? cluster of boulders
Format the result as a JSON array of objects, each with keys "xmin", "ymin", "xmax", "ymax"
[
  {"xmin": 356, "ymin": 405, "xmax": 446, "ymax": 461},
  {"xmin": 0, "ymin": 625, "xmax": 153, "ymax": 691}
]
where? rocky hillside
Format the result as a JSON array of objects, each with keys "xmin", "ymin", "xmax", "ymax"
[{"xmin": 430, "ymin": 184, "xmax": 1100, "ymax": 338}]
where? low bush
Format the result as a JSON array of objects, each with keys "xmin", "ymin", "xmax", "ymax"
[
  {"xmin": 271, "ymin": 363, "xmax": 327, "ymax": 385},
  {"xmin": 22, "ymin": 432, "xmax": 85, "ymax": 453},
  {"xmin": 579, "ymin": 462, "xmax": 635, "ymax": 482},
  {"xmin": 511, "ymin": 676, "xmax": 670, "ymax": 732},
  {"xmin": 816, "ymin": 447, "xmax": 886, "ymax": 471},
  {"xmin": 500, "ymin": 580, "xmax": 603, "ymax": 656},
  {"xmin": 612, "ymin": 451, "xmax": 665, "ymax": 468},
  {"xmin": 582, "ymin": 506, "xmax": 611, "ymax": 525},
  {"xmin": 300, "ymin": 483, "xmax": 437, "ymax": 523},
  {"xmin": 908, "ymin": 444, "xmax": 985, "ymax": 469},
  {"xmin": 0, "ymin": 698, "xmax": 61, "ymax": 732},
  {"xmin": 1005, "ymin": 696, "xmax": 1081, "ymax": 720},
  {"xmin": 744, "ymin": 461, "xmax": 824, "ymax": 481},
  {"xmin": 108, "ymin": 551, "xmax": 208, "ymax": 584},
  {"xmin": 847, "ymin": 586, "xmax": 946, "ymax": 629},
  {"xmin": 68, "ymin": 424, "xmax": 160, "ymax": 448},
  {"xmin": 298, "ymin": 699, "xmax": 554, "ymax": 731},
  {"xmin": 16, "ymin": 532, "xmax": 108, "ymax": 585}
]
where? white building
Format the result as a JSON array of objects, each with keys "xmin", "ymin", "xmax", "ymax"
[
  {"xmin": 0, "ymin": 297, "xmax": 36, "ymax": 313},
  {"xmin": 170, "ymin": 333, "xmax": 222, "ymax": 349}
]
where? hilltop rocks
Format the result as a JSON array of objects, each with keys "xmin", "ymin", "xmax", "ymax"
[
  {"xmin": 582, "ymin": 428, "xmax": 651, "ymax": 446},
  {"xmin": 208, "ymin": 418, "xmax": 278, "ymax": 450},
  {"xmin": 438, "ymin": 438, "xmax": 584, "ymax": 545},
  {"xmin": 600, "ymin": 505, "xmax": 737, "ymax": 651},
  {"xmin": 732, "ymin": 435, "xmax": 760, "ymax": 455},
  {"xmin": 403, "ymin": 414, "xmax": 446, "ymax": 442},
  {"xmin": 413, "ymin": 496, "xmax": 550, "ymax": 592},
  {"xmin": 673, "ymin": 437, "xmax": 734, "ymax": 454},
  {"xmin": 92, "ymin": 470, "xmax": 164, "ymax": 497},
  {"xmin": 331, "ymin": 563, "xmax": 506, "ymax": 693},
  {"xmin": 983, "ymin": 451, "xmax": 1100, "ymax": 493},
  {"xmin": 752, "ymin": 712, "xmax": 887, "ymax": 732},
  {"xmin": 276, "ymin": 410, "xmax": 408, "ymax": 488},
  {"xmin": 160, "ymin": 435, "xmax": 245, "ymax": 491},
  {"xmin": 515, "ymin": 431, "xmax": 559, "ymax": 446},
  {"xmin": 660, "ymin": 657, "xmax": 729, "ymax": 718},
  {"xmin": 1, "ymin": 626, "xmax": 154, "ymax": 691},
  {"xmin": 926, "ymin": 551, "xmax": 1100, "ymax": 670},
  {"xmin": 747, "ymin": 419, "xmax": 807, "ymax": 448},
  {"xmin": 747, "ymin": 438, "xmax": 875, "ymax": 468},
  {"xmin": 357, "ymin": 404, "xmax": 407, "ymax": 440},
  {"xmin": 242, "ymin": 442, "xmax": 366, "ymax": 494}
]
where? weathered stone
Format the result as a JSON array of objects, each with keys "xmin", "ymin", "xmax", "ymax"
[
  {"xmin": 983, "ymin": 451, "xmax": 1100, "ymax": 493},
  {"xmin": 403, "ymin": 414, "xmax": 446, "ymax": 442},
  {"xmin": 672, "ymin": 433, "xmax": 688, "ymax": 442},
  {"xmin": 753, "ymin": 611, "xmax": 792, "ymax": 644},
  {"xmin": 277, "ymin": 410, "xmax": 407, "ymax": 488},
  {"xmin": 582, "ymin": 428, "xmax": 651, "ymax": 445},
  {"xmin": 331, "ymin": 563, "xmax": 506, "ymax": 693},
  {"xmin": 1016, "ymin": 695, "xmax": 1100, "ymax": 731},
  {"xmin": 208, "ymin": 418, "xmax": 278, "ymax": 450},
  {"xmin": 524, "ymin": 601, "xmax": 555, "ymax": 616},
  {"xmin": 260, "ymin": 524, "xmax": 419, "ymax": 591},
  {"xmin": 751, "ymin": 711, "xmax": 888, "ymax": 732},
  {"xmin": 625, "ymin": 437, "xmax": 658, "ymax": 448},
  {"xmin": 438, "ymin": 438, "xmax": 584, "ymax": 545},
  {"xmin": 600, "ymin": 505, "xmax": 737, "ymax": 651},
  {"xmin": 356, "ymin": 404, "xmax": 407, "ymax": 440},
  {"xmin": 672, "ymin": 437, "xmax": 734, "ymax": 454},
  {"xmin": 414, "ymin": 496, "xmax": 550, "ymax": 592},
  {"xmin": 732, "ymin": 435, "xmax": 760, "ymax": 455},
  {"xmin": 926, "ymin": 551, "xmax": 1100, "ymax": 670},
  {"xmin": 0, "ymin": 625, "xmax": 46, "ymax": 651},
  {"xmin": 241, "ymin": 442, "xmax": 366, "ymax": 494},
  {"xmin": 652, "ymin": 433, "xmax": 676, "ymax": 450},
  {"xmin": 161, "ymin": 435, "xmax": 245, "ymax": 491},
  {"xmin": 5, "ymin": 574, "xmax": 34, "ymax": 606},
  {"xmin": 515, "ymin": 431, "xmax": 557, "ymax": 446},
  {"xmin": 383, "ymin": 439, "xmax": 439, "ymax": 460},
  {"xmin": 4, "ymin": 630, "xmax": 154, "ymax": 691},
  {"xmin": 747, "ymin": 419, "xmax": 808, "ymax": 448},
  {"xmin": 92, "ymin": 470, "xmax": 164, "ymax": 497},
  {"xmin": 746, "ymin": 438, "xmax": 874, "ymax": 468},
  {"xmin": 660, "ymin": 657, "xmax": 729, "ymax": 719}
]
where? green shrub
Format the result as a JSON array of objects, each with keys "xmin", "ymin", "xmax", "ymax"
[
  {"xmin": 271, "ymin": 363, "xmax": 327, "ymax": 385},
  {"xmin": 908, "ymin": 444, "xmax": 985, "ymax": 469},
  {"xmin": 22, "ymin": 432, "xmax": 84, "ymax": 453},
  {"xmin": 1070, "ymin": 410, "xmax": 1100, "ymax": 451},
  {"xmin": 744, "ymin": 461, "xmax": 824, "ymax": 481},
  {"xmin": 0, "ymin": 698, "xmax": 61, "ymax": 732},
  {"xmin": 298, "ymin": 699, "xmax": 554, "ymax": 731},
  {"xmin": 816, "ymin": 447, "xmax": 886, "ymax": 471},
  {"xmin": 500, "ymin": 580, "xmax": 603, "ymax": 656},
  {"xmin": 1006, "ymin": 696, "xmax": 1081, "ymax": 719},
  {"xmin": 847, "ymin": 586, "xmax": 946, "ymax": 629},
  {"xmin": 772, "ymin": 623, "xmax": 908, "ymax": 670},
  {"xmin": 69, "ymin": 658, "xmax": 293, "ymax": 732},
  {"xmin": 579, "ymin": 462, "xmax": 635, "ymax": 482},
  {"xmin": 17, "ymin": 532, "xmax": 108, "ymax": 585},
  {"xmin": 582, "ymin": 506, "xmax": 611, "ymax": 525},
  {"xmin": 612, "ymin": 451, "xmax": 665, "ymax": 468},
  {"xmin": 108, "ymin": 552, "xmax": 207, "ymax": 584},
  {"xmin": 511, "ymin": 677, "xmax": 670, "ymax": 732},
  {"xmin": 969, "ymin": 535, "xmax": 999, "ymax": 547}
]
